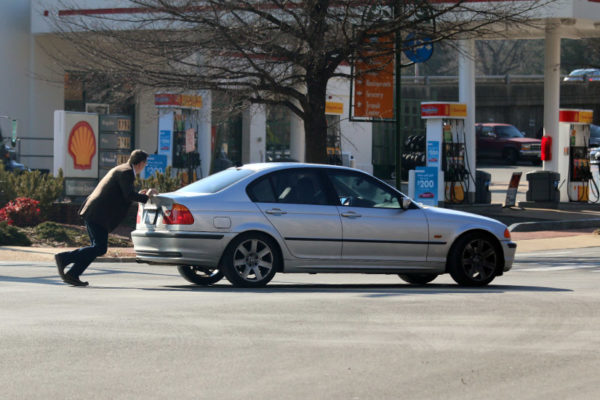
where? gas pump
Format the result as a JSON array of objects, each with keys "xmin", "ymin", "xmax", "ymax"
[
  {"xmin": 557, "ymin": 109, "xmax": 597, "ymax": 202},
  {"xmin": 420, "ymin": 102, "xmax": 470, "ymax": 205}
]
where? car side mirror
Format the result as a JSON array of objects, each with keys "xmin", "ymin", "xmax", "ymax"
[{"xmin": 401, "ymin": 197, "xmax": 412, "ymax": 210}]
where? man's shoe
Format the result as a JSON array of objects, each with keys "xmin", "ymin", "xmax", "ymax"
[
  {"xmin": 54, "ymin": 252, "xmax": 69, "ymax": 279},
  {"xmin": 63, "ymin": 272, "xmax": 89, "ymax": 287}
]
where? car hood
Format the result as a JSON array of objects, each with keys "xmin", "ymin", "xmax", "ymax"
[{"xmin": 421, "ymin": 206, "xmax": 508, "ymax": 238}]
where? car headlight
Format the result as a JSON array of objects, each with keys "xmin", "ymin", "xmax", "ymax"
[{"xmin": 521, "ymin": 144, "xmax": 531, "ymax": 151}]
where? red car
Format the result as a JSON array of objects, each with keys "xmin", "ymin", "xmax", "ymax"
[{"xmin": 475, "ymin": 123, "xmax": 541, "ymax": 165}]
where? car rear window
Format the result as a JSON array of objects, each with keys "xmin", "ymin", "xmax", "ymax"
[{"xmin": 177, "ymin": 168, "xmax": 254, "ymax": 194}]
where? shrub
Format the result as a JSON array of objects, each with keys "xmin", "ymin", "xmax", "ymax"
[
  {"xmin": 11, "ymin": 169, "xmax": 64, "ymax": 218},
  {"xmin": 0, "ymin": 197, "xmax": 42, "ymax": 227},
  {"xmin": 34, "ymin": 221, "xmax": 71, "ymax": 243},
  {"xmin": 0, "ymin": 166, "xmax": 64, "ymax": 218},
  {"xmin": 136, "ymin": 166, "xmax": 187, "ymax": 194},
  {"xmin": 0, "ymin": 222, "xmax": 31, "ymax": 246},
  {"xmin": 0, "ymin": 163, "xmax": 17, "ymax": 206}
]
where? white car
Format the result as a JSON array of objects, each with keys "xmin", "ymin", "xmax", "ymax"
[{"xmin": 132, "ymin": 163, "xmax": 516, "ymax": 288}]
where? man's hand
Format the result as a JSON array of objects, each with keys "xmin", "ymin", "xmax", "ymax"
[{"xmin": 146, "ymin": 188, "xmax": 159, "ymax": 197}]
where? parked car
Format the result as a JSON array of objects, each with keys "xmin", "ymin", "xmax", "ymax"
[
  {"xmin": 563, "ymin": 68, "xmax": 600, "ymax": 82},
  {"xmin": 476, "ymin": 123, "xmax": 542, "ymax": 165},
  {"xmin": 589, "ymin": 124, "xmax": 600, "ymax": 165},
  {"xmin": 132, "ymin": 163, "xmax": 516, "ymax": 288}
]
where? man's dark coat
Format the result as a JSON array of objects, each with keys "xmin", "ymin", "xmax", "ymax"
[{"xmin": 79, "ymin": 163, "xmax": 148, "ymax": 232}]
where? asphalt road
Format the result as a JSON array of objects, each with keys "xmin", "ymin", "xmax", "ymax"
[{"xmin": 1, "ymin": 251, "xmax": 600, "ymax": 400}]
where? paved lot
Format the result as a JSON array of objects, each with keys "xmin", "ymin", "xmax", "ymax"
[{"xmin": 1, "ymin": 252, "xmax": 600, "ymax": 400}]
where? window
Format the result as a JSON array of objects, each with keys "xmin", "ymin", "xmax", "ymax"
[
  {"xmin": 178, "ymin": 168, "xmax": 254, "ymax": 194},
  {"xmin": 495, "ymin": 125, "xmax": 523, "ymax": 138},
  {"xmin": 328, "ymin": 171, "xmax": 401, "ymax": 208},
  {"xmin": 247, "ymin": 169, "xmax": 328, "ymax": 205}
]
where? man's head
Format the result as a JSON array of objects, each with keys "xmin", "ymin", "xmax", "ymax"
[{"xmin": 129, "ymin": 149, "xmax": 148, "ymax": 174}]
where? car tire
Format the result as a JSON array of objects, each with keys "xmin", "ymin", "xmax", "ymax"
[
  {"xmin": 504, "ymin": 148, "xmax": 518, "ymax": 165},
  {"xmin": 222, "ymin": 232, "xmax": 280, "ymax": 288},
  {"xmin": 398, "ymin": 273, "xmax": 438, "ymax": 285},
  {"xmin": 177, "ymin": 265, "xmax": 224, "ymax": 285},
  {"xmin": 448, "ymin": 232, "xmax": 500, "ymax": 287}
]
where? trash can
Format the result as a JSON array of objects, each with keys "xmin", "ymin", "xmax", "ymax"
[
  {"xmin": 475, "ymin": 170, "xmax": 491, "ymax": 204},
  {"xmin": 526, "ymin": 171, "xmax": 560, "ymax": 202}
]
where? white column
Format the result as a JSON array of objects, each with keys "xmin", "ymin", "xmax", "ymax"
[
  {"xmin": 242, "ymin": 104, "xmax": 266, "ymax": 164},
  {"xmin": 290, "ymin": 112, "xmax": 305, "ymax": 162},
  {"xmin": 544, "ymin": 23, "xmax": 561, "ymax": 175},
  {"xmin": 198, "ymin": 90, "xmax": 212, "ymax": 178},
  {"xmin": 458, "ymin": 39, "xmax": 476, "ymax": 202}
]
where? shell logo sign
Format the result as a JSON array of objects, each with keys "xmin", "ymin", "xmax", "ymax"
[
  {"xmin": 53, "ymin": 111, "xmax": 98, "ymax": 179},
  {"xmin": 68, "ymin": 121, "xmax": 97, "ymax": 170}
]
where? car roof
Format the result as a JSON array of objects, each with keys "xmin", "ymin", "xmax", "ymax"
[{"xmin": 237, "ymin": 162, "xmax": 363, "ymax": 174}]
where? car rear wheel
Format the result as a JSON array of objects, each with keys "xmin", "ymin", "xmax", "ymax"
[
  {"xmin": 398, "ymin": 273, "xmax": 438, "ymax": 285},
  {"xmin": 448, "ymin": 232, "xmax": 500, "ymax": 286},
  {"xmin": 222, "ymin": 232, "xmax": 279, "ymax": 288},
  {"xmin": 177, "ymin": 266, "xmax": 224, "ymax": 285}
]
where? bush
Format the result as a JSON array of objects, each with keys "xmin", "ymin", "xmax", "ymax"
[
  {"xmin": 0, "ymin": 163, "xmax": 17, "ymax": 207},
  {"xmin": 0, "ymin": 166, "xmax": 64, "ymax": 218},
  {"xmin": 136, "ymin": 166, "xmax": 187, "ymax": 194},
  {"xmin": 34, "ymin": 221, "xmax": 71, "ymax": 243},
  {"xmin": 0, "ymin": 197, "xmax": 42, "ymax": 227},
  {"xmin": 0, "ymin": 222, "xmax": 31, "ymax": 246}
]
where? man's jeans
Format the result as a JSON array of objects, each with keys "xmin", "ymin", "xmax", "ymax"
[{"xmin": 65, "ymin": 221, "xmax": 108, "ymax": 278}]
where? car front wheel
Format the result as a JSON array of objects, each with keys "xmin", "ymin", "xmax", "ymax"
[
  {"xmin": 177, "ymin": 266, "xmax": 224, "ymax": 285},
  {"xmin": 448, "ymin": 233, "xmax": 500, "ymax": 286},
  {"xmin": 398, "ymin": 273, "xmax": 438, "ymax": 285},
  {"xmin": 222, "ymin": 233, "xmax": 279, "ymax": 288}
]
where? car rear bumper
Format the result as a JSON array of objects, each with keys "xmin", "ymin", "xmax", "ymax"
[{"xmin": 131, "ymin": 230, "xmax": 233, "ymax": 266}]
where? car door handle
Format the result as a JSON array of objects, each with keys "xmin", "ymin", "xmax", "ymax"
[
  {"xmin": 341, "ymin": 211, "xmax": 361, "ymax": 218},
  {"xmin": 265, "ymin": 208, "xmax": 287, "ymax": 215}
]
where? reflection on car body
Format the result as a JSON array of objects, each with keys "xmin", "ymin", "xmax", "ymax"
[{"xmin": 132, "ymin": 163, "xmax": 516, "ymax": 288}]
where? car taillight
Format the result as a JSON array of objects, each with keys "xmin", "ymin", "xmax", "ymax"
[
  {"xmin": 163, "ymin": 203, "xmax": 194, "ymax": 225},
  {"xmin": 136, "ymin": 203, "xmax": 143, "ymax": 224},
  {"xmin": 504, "ymin": 228, "xmax": 511, "ymax": 239}
]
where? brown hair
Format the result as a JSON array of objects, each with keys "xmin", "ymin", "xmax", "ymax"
[{"xmin": 128, "ymin": 149, "xmax": 148, "ymax": 166}]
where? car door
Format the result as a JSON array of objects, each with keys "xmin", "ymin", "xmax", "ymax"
[
  {"xmin": 477, "ymin": 125, "xmax": 496, "ymax": 158},
  {"xmin": 247, "ymin": 168, "xmax": 342, "ymax": 259},
  {"xmin": 325, "ymin": 170, "xmax": 429, "ymax": 263}
]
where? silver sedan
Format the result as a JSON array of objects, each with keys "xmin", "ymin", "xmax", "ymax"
[{"xmin": 132, "ymin": 163, "xmax": 516, "ymax": 287}]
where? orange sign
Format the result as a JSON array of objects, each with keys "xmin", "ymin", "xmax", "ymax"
[
  {"xmin": 325, "ymin": 101, "xmax": 344, "ymax": 115},
  {"xmin": 559, "ymin": 109, "xmax": 593, "ymax": 124},
  {"xmin": 68, "ymin": 121, "xmax": 97, "ymax": 170},
  {"xmin": 421, "ymin": 102, "xmax": 467, "ymax": 119},
  {"xmin": 353, "ymin": 37, "xmax": 394, "ymax": 119},
  {"xmin": 155, "ymin": 93, "xmax": 203, "ymax": 109}
]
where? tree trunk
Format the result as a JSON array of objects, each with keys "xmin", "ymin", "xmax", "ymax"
[{"xmin": 303, "ymin": 79, "xmax": 329, "ymax": 164}]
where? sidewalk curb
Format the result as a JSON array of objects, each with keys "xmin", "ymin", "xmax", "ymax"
[{"xmin": 509, "ymin": 218, "xmax": 600, "ymax": 232}]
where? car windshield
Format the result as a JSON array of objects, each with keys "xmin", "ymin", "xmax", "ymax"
[
  {"xmin": 590, "ymin": 124, "xmax": 600, "ymax": 138},
  {"xmin": 495, "ymin": 125, "xmax": 524, "ymax": 138},
  {"xmin": 177, "ymin": 168, "xmax": 254, "ymax": 194}
]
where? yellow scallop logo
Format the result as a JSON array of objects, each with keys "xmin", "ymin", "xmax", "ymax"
[{"xmin": 68, "ymin": 121, "xmax": 96, "ymax": 170}]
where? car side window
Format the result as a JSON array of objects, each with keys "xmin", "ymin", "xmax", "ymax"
[
  {"xmin": 248, "ymin": 170, "xmax": 328, "ymax": 205},
  {"xmin": 247, "ymin": 177, "xmax": 276, "ymax": 203},
  {"xmin": 327, "ymin": 171, "xmax": 401, "ymax": 208}
]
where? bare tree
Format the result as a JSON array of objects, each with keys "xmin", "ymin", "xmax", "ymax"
[{"xmin": 46, "ymin": 0, "xmax": 551, "ymax": 163}]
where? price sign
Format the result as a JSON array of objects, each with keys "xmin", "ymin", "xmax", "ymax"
[
  {"xmin": 117, "ymin": 118, "xmax": 131, "ymax": 131},
  {"xmin": 414, "ymin": 167, "xmax": 438, "ymax": 206},
  {"xmin": 117, "ymin": 136, "xmax": 131, "ymax": 149}
]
